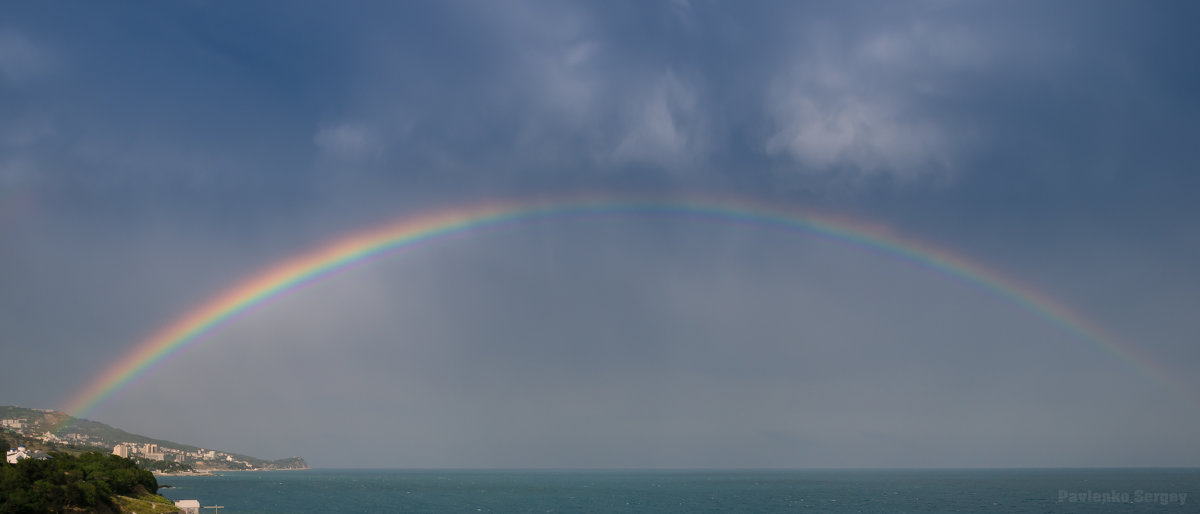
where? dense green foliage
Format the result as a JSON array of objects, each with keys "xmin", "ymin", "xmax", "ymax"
[
  {"xmin": 0, "ymin": 451, "xmax": 156, "ymax": 513},
  {"xmin": 132, "ymin": 457, "xmax": 192, "ymax": 474}
]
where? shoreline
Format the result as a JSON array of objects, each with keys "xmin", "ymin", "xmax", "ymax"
[
  {"xmin": 153, "ymin": 471, "xmax": 216, "ymax": 477},
  {"xmin": 154, "ymin": 467, "xmax": 310, "ymax": 476}
]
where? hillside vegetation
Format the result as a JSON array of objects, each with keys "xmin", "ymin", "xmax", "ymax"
[
  {"xmin": 1, "ymin": 405, "xmax": 308, "ymax": 472},
  {"xmin": 0, "ymin": 451, "xmax": 177, "ymax": 513}
]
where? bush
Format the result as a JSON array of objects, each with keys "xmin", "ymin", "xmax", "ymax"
[{"xmin": 0, "ymin": 452, "xmax": 157, "ymax": 512}]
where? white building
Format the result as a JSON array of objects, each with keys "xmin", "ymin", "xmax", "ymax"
[
  {"xmin": 0, "ymin": 419, "xmax": 27, "ymax": 430},
  {"xmin": 174, "ymin": 499, "xmax": 200, "ymax": 514},
  {"xmin": 113, "ymin": 444, "xmax": 130, "ymax": 458},
  {"xmin": 6, "ymin": 445, "xmax": 29, "ymax": 464}
]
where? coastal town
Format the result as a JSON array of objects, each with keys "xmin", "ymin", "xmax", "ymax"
[
  {"xmin": 112, "ymin": 442, "xmax": 255, "ymax": 470},
  {"xmin": 5, "ymin": 413, "xmax": 250, "ymax": 469},
  {"xmin": 2, "ymin": 406, "xmax": 307, "ymax": 472},
  {"xmin": 2, "ymin": 406, "xmax": 309, "ymax": 512}
]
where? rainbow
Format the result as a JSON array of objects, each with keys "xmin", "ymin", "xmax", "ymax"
[{"xmin": 58, "ymin": 194, "xmax": 1179, "ymax": 422}]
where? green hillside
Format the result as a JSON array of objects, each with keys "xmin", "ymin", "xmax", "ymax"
[{"xmin": 0, "ymin": 451, "xmax": 178, "ymax": 512}]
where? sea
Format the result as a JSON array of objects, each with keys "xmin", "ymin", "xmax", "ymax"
[{"xmin": 156, "ymin": 468, "xmax": 1198, "ymax": 513}]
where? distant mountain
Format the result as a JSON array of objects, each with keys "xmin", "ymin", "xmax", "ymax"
[{"xmin": 0, "ymin": 405, "xmax": 308, "ymax": 471}]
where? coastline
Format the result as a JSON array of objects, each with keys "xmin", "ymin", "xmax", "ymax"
[
  {"xmin": 154, "ymin": 467, "xmax": 309, "ymax": 476},
  {"xmin": 153, "ymin": 471, "xmax": 216, "ymax": 477}
]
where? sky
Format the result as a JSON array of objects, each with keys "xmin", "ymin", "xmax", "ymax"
[{"xmin": 2, "ymin": 1, "xmax": 1199, "ymax": 468}]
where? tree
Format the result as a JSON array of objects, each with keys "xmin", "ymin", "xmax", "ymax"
[{"xmin": 0, "ymin": 451, "xmax": 158, "ymax": 511}]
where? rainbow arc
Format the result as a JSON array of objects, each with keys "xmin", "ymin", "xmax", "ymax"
[{"xmin": 58, "ymin": 195, "xmax": 1181, "ymax": 426}]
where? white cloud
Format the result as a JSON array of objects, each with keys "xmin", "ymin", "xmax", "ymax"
[
  {"xmin": 613, "ymin": 71, "xmax": 704, "ymax": 169},
  {"xmin": 314, "ymin": 122, "xmax": 383, "ymax": 160},
  {"xmin": 563, "ymin": 41, "xmax": 598, "ymax": 68},
  {"xmin": 532, "ymin": 41, "xmax": 603, "ymax": 124},
  {"xmin": 0, "ymin": 29, "xmax": 54, "ymax": 84},
  {"xmin": 2, "ymin": 116, "xmax": 55, "ymax": 147},
  {"xmin": 456, "ymin": 2, "xmax": 715, "ymax": 174},
  {"xmin": 0, "ymin": 157, "xmax": 38, "ymax": 187},
  {"xmin": 859, "ymin": 23, "xmax": 983, "ymax": 70},
  {"xmin": 765, "ymin": 94, "xmax": 948, "ymax": 178},
  {"xmin": 0, "ymin": 117, "xmax": 53, "ymax": 188},
  {"xmin": 765, "ymin": 22, "xmax": 977, "ymax": 181}
]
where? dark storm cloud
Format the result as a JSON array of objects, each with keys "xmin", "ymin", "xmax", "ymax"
[
  {"xmin": 4, "ymin": 2, "xmax": 1197, "ymax": 200},
  {"xmin": 2, "ymin": 1, "xmax": 1198, "ymax": 467}
]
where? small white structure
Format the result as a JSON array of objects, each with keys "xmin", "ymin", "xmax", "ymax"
[
  {"xmin": 174, "ymin": 499, "xmax": 200, "ymax": 514},
  {"xmin": 1, "ymin": 418, "xmax": 27, "ymax": 430},
  {"xmin": 6, "ymin": 445, "xmax": 29, "ymax": 464}
]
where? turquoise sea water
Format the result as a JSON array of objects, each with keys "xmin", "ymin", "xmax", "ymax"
[{"xmin": 157, "ymin": 469, "xmax": 1198, "ymax": 513}]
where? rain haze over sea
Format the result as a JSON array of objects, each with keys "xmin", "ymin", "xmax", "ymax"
[
  {"xmin": 3, "ymin": 0, "xmax": 1199, "ymax": 487},
  {"xmin": 158, "ymin": 469, "xmax": 1196, "ymax": 513}
]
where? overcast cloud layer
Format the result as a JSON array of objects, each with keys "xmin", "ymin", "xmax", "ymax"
[{"xmin": 2, "ymin": 1, "xmax": 1198, "ymax": 468}]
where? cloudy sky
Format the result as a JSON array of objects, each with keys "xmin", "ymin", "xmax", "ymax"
[{"xmin": 3, "ymin": 1, "xmax": 1198, "ymax": 468}]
